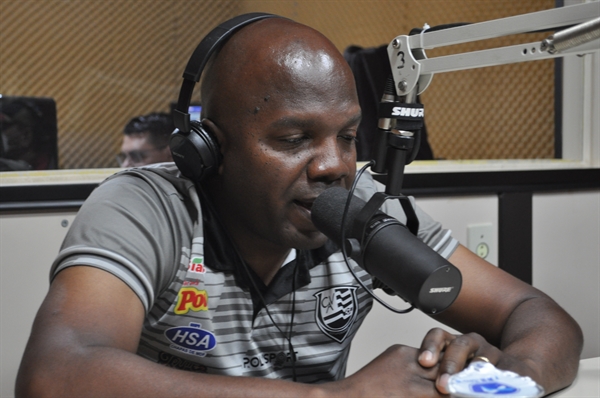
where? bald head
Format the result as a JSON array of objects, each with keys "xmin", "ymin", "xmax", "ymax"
[
  {"xmin": 194, "ymin": 16, "xmax": 361, "ymax": 256},
  {"xmin": 200, "ymin": 18, "xmax": 358, "ymax": 136}
]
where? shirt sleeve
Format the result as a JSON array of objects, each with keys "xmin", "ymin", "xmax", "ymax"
[{"xmin": 50, "ymin": 170, "xmax": 191, "ymax": 312}]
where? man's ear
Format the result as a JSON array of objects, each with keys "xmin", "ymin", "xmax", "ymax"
[{"xmin": 201, "ymin": 118, "xmax": 226, "ymax": 175}]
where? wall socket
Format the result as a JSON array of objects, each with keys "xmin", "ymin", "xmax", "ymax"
[{"xmin": 467, "ymin": 223, "xmax": 496, "ymax": 265}]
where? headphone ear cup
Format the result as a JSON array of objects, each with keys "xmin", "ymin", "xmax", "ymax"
[{"xmin": 169, "ymin": 120, "xmax": 221, "ymax": 183}]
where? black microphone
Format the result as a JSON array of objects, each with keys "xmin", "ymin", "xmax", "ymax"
[{"xmin": 312, "ymin": 186, "xmax": 461, "ymax": 314}]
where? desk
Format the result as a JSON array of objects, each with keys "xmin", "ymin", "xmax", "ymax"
[{"xmin": 550, "ymin": 358, "xmax": 599, "ymax": 397}]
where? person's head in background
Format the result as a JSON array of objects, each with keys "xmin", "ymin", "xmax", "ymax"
[{"xmin": 118, "ymin": 112, "xmax": 174, "ymax": 167}]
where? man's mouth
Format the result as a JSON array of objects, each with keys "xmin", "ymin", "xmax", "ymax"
[{"xmin": 294, "ymin": 199, "xmax": 314, "ymax": 213}]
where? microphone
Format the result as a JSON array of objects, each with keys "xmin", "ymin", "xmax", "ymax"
[{"xmin": 311, "ymin": 186, "xmax": 462, "ymax": 314}]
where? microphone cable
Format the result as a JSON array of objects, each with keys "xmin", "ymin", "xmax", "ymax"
[{"xmin": 339, "ymin": 160, "xmax": 415, "ymax": 314}]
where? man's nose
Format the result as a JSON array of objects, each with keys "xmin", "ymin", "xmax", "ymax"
[
  {"xmin": 308, "ymin": 139, "xmax": 352, "ymax": 182},
  {"xmin": 120, "ymin": 156, "xmax": 134, "ymax": 168}
]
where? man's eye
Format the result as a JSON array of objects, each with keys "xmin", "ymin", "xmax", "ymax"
[
  {"xmin": 130, "ymin": 152, "xmax": 145, "ymax": 162},
  {"xmin": 339, "ymin": 134, "xmax": 358, "ymax": 143},
  {"xmin": 282, "ymin": 136, "xmax": 309, "ymax": 145}
]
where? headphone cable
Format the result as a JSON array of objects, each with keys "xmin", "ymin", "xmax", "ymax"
[
  {"xmin": 237, "ymin": 248, "xmax": 299, "ymax": 382},
  {"xmin": 199, "ymin": 188, "xmax": 299, "ymax": 381}
]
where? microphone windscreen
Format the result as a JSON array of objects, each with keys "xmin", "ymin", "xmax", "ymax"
[{"xmin": 312, "ymin": 186, "xmax": 366, "ymax": 245}]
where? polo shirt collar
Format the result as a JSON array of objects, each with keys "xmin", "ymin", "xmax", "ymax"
[{"xmin": 197, "ymin": 185, "xmax": 339, "ymax": 306}]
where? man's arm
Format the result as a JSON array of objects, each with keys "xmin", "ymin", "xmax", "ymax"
[
  {"xmin": 419, "ymin": 244, "xmax": 583, "ymax": 395},
  {"xmin": 15, "ymin": 266, "xmax": 324, "ymax": 398},
  {"xmin": 16, "ymin": 266, "xmax": 445, "ymax": 398}
]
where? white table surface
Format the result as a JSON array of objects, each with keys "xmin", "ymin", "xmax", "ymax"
[{"xmin": 549, "ymin": 357, "xmax": 599, "ymax": 397}]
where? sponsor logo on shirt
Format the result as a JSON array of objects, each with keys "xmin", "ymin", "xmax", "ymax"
[
  {"xmin": 188, "ymin": 257, "xmax": 206, "ymax": 274},
  {"xmin": 157, "ymin": 351, "xmax": 208, "ymax": 373},
  {"xmin": 243, "ymin": 351, "xmax": 298, "ymax": 369},
  {"xmin": 314, "ymin": 286, "xmax": 358, "ymax": 343},
  {"xmin": 175, "ymin": 287, "xmax": 208, "ymax": 314},
  {"xmin": 164, "ymin": 322, "xmax": 217, "ymax": 357}
]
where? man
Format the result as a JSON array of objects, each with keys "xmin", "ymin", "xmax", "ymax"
[
  {"xmin": 117, "ymin": 112, "xmax": 174, "ymax": 167},
  {"xmin": 16, "ymin": 16, "xmax": 582, "ymax": 397}
]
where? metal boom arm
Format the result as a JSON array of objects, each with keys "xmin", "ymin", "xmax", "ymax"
[{"xmin": 388, "ymin": 1, "xmax": 600, "ymax": 97}]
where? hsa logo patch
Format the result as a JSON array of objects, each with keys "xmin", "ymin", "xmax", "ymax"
[
  {"xmin": 164, "ymin": 322, "xmax": 217, "ymax": 357},
  {"xmin": 314, "ymin": 286, "xmax": 358, "ymax": 343},
  {"xmin": 175, "ymin": 287, "xmax": 208, "ymax": 315}
]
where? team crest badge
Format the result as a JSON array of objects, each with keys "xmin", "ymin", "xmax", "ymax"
[{"xmin": 314, "ymin": 286, "xmax": 358, "ymax": 343}]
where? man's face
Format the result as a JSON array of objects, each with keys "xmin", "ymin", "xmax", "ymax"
[
  {"xmin": 211, "ymin": 44, "xmax": 361, "ymax": 253},
  {"xmin": 118, "ymin": 132, "xmax": 172, "ymax": 167}
]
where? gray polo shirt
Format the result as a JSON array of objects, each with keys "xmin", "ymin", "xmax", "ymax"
[{"xmin": 52, "ymin": 163, "xmax": 458, "ymax": 382}]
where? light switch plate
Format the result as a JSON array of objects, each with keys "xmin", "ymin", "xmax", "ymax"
[{"xmin": 467, "ymin": 223, "xmax": 496, "ymax": 265}]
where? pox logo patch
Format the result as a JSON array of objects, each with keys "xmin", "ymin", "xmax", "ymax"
[
  {"xmin": 175, "ymin": 287, "xmax": 208, "ymax": 315},
  {"xmin": 314, "ymin": 286, "xmax": 358, "ymax": 343},
  {"xmin": 164, "ymin": 323, "xmax": 217, "ymax": 357}
]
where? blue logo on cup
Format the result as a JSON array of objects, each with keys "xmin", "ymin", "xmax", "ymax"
[
  {"xmin": 471, "ymin": 382, "xmax": 518, "ymax": 394},
  {"xmin": 165, "ymin": 322, "xmax": 216, "ymax": 357}
]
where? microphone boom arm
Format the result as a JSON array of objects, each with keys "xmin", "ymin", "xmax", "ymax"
[
  {"xmin": 388, "ymin": 2, "xmax": 600, "ymax": 97},
  {"xmin": 372, "ymin": 1, "xmax": 599, "ymax": 208}
]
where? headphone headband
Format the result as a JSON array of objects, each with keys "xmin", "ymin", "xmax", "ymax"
[
  {"xmin": 173, "ymin": 13, "xmax": 280, "ymax": 133},
  {"xmin": 170, "ymin": 13, "xmax": 284, "ymax": 184}
]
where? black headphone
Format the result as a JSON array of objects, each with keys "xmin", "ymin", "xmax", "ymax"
[{"xmin": 170, "ymin": 13, "xmax": 282, "ymax": 183}]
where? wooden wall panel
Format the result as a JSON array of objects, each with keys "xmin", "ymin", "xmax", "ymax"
[{"xmin": 0, "ymin": 0, "xmax": 555, "ymax": 168}]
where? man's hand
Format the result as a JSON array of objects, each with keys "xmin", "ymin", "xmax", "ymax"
[
  {"xmin": 417, "ymin": 328, "xmax": 503, "ymax": 394},
  {"xmin": 337, "ymin": 344, "xmax": 444, "ymax": 398},
  {"xmin": 423, "ymin": 245, "xmax": 583, "ymax": 395}
]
